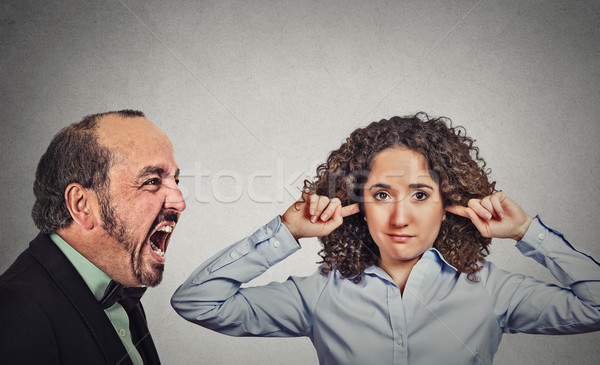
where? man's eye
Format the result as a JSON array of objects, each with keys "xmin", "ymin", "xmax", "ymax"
[
  {"xmin": 373, "ymin": 191, "xmax": 390, "ymax": 201},
  {"xmin": 144, "ymin": 178, "xmax": 160, "ymax": 186},
  {"xmin": 413, "ymin": 191, "xmax": 428, "ymax": 201}
]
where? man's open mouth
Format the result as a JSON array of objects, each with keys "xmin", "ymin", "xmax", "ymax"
[{"xmin": 148, "ymin": 224, "xmax": 174, "ymax": 258}]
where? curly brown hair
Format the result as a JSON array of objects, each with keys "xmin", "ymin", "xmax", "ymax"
[{"xmin": 304, "ymin": 113, "xmax": 496, "ymax": 282}]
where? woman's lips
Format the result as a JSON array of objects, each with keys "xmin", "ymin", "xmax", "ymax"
[{"xmin": 387, "ymin": 234, "xmax": 414, "ymax": 243}]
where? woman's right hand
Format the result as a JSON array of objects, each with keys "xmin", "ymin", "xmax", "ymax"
[{"xmin": 281, "ymin": 193, "xmax": 360, "ymax": 240}]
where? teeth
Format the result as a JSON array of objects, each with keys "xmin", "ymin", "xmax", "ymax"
[
  {"xmin": 149, "ymin": 240, "xmax": 165, "ymax": 257},
  {"xmin": 148, "ymin": 225, "xmax": 173, "ymax": 258},
  {"xmin": 158, "ymin": 225, "xmax": 173, "ymax": 233}
]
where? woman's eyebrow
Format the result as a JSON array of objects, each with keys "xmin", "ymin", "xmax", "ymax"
[
  {"xmin": 368, "ymin": 183, "xmax": 392, "ymax": 190},
  {"xmin": 368, "ymin": 183, "xmax": 434, "ymax": 190},
  {"xmin": 410, "ymin": 183, "xmax": 434, "ymax": 190}
]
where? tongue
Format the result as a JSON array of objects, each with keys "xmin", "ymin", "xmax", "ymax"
[
  {"xmin": 150, "ymin": 231, "xmax": 166, "ymax": 252},
  {"xmin": 147, "ymin": 240, "xmax": 166, "ymax": 263}
]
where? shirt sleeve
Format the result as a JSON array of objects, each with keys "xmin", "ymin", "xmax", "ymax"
[
  {"xmin": 483, "ymin": 217, "xmax": 600, "ymax": 334},
  {"xmin": 171, "ymin": 216, "xmax": 326, "ymax": 337}
]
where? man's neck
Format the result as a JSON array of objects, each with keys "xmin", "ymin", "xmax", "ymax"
[{"xmin": 56, "ymin": 227, "xmax": 139, "ymax": 287}]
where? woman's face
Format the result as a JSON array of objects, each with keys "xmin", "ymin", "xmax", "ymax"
[{"xmin": 362, "ymin": 148, "xmax": 444, "ymax": 270}]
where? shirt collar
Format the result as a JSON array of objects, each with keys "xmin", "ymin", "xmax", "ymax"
[
  {"xmin": 362, "ymin": 247, "xmax": 458, "ymax": 281},
  {"xmin": 50, "ymin": 232, "xmax": 112, "ymax": 301},
  {"xmin": 421, "ymin": 247, "xmax": 458, "ymax": 272}
]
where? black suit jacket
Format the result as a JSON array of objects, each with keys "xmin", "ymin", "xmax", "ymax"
[{"xmin": 0, "ymin": 233, "xmax": 161, "ymax": 364}]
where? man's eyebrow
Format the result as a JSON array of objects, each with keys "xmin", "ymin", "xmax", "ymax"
[{"xmin": 136, "ymin": 166, "xmax": 166, "ymax": 180}]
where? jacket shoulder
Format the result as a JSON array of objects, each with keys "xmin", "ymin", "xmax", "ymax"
[{"xmin": 0, "ymin": 233, "xmax": 55, "ymax": 292}]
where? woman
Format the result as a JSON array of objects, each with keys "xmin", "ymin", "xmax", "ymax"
[{"xmin": 172, "ymin": 113, "xmax": 599, "ymax": 364}]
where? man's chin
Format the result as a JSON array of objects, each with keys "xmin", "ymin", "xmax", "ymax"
[
  {"xmin": 135, "ymin": 239, "xmax": 166, "ymax": 286},
  {"xmin": 138, "ymin": 264, "xmax": 164, "ymax": 287}
]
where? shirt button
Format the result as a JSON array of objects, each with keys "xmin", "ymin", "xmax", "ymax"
[
  {"xmin": 119, "ymin": 329, "xmax": 126, "ymax": 337},
  {"xmin": 538, "ymin": 233, "xmax": 545, "ymax": 240},
  {"xmin": 397, "ymin": 337, "xmax": 403, "ymax": 345},
  {"xmin": 272, "ymin": 240, "xmax": 281, "ymax": 248},
  {"xmin": 266, "ymin": 228, "xmax": 273, "ymax": 235},
  {"xmin": 230, "ymin": 251, "xmax": 238, "ymax": 259}
]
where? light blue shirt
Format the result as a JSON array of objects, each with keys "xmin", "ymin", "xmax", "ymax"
[{"xmin": 171, "ymin": 217, "xmax": 600, "ymax": 364}]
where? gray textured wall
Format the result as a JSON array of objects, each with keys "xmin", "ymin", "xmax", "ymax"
[{"xmin": 1, "ymin": 0, "xmax": 599, "ymax": 364}]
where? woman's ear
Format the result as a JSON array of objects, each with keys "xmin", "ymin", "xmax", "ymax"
[
  {"xmin": 358, "ymin": 202, "xmax": 367, "ymax": 221},
  {"xmin": 64, "ymin": 183, "xmax": 97, "ymax": 230}
]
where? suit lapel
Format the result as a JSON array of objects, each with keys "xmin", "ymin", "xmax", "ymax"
[
  {"xmin": 29, "ymin": 234, "xmax": 133, "ymax": 365},
  {"xmin": 129, "ymin": 304, "xmax": 161, "ymax": 365}
]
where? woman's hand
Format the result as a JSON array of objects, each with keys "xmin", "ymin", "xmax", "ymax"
[
  {"xmin": 445, "ymin": 191, "xmax": 534, "ymax": 241},
  {"xmin": 281, "ymin": 193, "xmax": 360, "ymax": 240}
]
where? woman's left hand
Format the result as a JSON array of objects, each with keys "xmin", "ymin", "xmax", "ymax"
[{"xmin": 445, "ymin": 191, "xmax": 534, "ymax": 241}]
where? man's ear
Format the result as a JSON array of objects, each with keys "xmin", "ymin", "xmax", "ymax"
[{"xmin": 64, "ymin": 183, "xmax": 97, "ymax": 230}]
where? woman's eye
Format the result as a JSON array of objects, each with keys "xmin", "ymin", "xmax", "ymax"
[
  {"xmin": 413, "ymin": 191, "xmax": 428, "ymax": 201},
  {"xmin": 373, "ymin": 191, "xmax": 390, "ymax": 201}
]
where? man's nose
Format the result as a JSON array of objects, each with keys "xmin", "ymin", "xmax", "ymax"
[{"xmin": 164, "ymin": 182, "xmax": 186, "ymax": 212}]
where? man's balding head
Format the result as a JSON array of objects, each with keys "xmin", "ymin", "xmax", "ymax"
[{"xmin": 32, "ymin": 110, "xmax": 147, "ymax": 234}]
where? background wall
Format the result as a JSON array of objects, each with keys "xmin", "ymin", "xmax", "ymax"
[{"xmin": 1, "ymin": 0, "xmax": 598, "ymax": 364}]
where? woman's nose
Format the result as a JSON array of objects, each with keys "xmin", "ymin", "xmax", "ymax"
[{"xmin": 390, "ymin": 199, "xmax": 409, "ymax": 228}]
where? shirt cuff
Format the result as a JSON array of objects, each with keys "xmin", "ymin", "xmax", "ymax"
[
  {"xmin": 515, "ymin": 216, "xmax": 563, "ymax": 265},
  {"xmin": 256, "ymin": 216, "xmax": 301, "ymax": 266}
]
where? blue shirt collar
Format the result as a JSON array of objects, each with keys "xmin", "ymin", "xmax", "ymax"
[{"xmin": 362, "ymin": 247, "xmax": 458, "ymax": 281}]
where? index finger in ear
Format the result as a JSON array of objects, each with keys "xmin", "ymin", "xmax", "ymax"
[
  {"xmin": 341, "ymin": 203, "xmax": 360, "ymax": 218},
  {"xmin": 445, "ymin": 205, "xmax": 469, "ymax": 218}
]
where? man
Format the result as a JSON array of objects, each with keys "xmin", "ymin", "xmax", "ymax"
[{"xmin": 0, "ymin": 110, "xmax": 186, "ymax": 364}]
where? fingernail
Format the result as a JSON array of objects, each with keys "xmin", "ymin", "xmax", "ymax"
[
  {"xmin": 321, "ymin": 214, "xmax": 329, "ymax": 221},
  {"xmin": 485, "ymin": 213, "xmax": 492, "ymax": 220},
  {"xmin": 499, "ymin": 212, "xmax": 504, "ymax": 219},
  {"xmin": 310, "ymin": 216, "xmax": 317, "ymax": 223}
]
